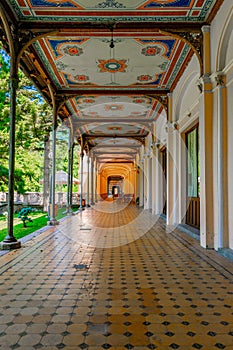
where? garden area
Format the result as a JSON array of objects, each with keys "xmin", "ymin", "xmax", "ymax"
[
  {"xmin": 0, "ymin": 206, "xmax": 77, "ymax": 242},
  {"xmin": 0, "ymin": 43, "xmax": 81, "ymax": 243}
]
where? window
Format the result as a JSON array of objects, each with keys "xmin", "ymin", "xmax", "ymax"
[{"xmin": 186, "ymin": 126, "xmax": 200, "ymax": 197}]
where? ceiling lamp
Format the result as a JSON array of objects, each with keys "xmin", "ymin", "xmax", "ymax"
[{"xmin": 110, "ymin": 24, "xmax": 115, "ymax": 49}]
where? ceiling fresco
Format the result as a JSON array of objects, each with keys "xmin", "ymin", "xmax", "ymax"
[
  {"xmin": 34, "ymin": 34, "xmax": 192, "ymax": 90},
  {"xmin": 78, "ymin": 122, "xmax": 148, "ymax": 137},
  {"xmin": 88, "ymin": 138, "xmax": 142, "ymax": 147},
  {"xmin": 96, "ymin": 147, "xmax": 137, "ymax": 153},
  {"xmin": 8, "ymin": 0, "xmax": 220, "ymax": 22},
  {"xmin": 87, "ymin": 136, "xmax": 141, "ymax": 161},
  {"xmin": 1, "ymin": 0, "xmax": 223, "ymax": 163},
  {"xmin": 68, "ymin": 95, "xmax": 161, "ymax": 120}
]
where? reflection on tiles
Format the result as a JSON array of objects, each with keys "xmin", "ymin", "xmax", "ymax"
[{"xmin": 0, "ymin": 201, "xmax": 233, "ymax": 349}]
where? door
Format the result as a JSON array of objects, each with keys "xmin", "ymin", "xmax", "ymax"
[
  {"xmin": 185, "ymin": 125, "xmax": 200, "ymax": 229},
  {"xmin": 161, "ymin": 148, "xmax": 167, "ymax": 215}
]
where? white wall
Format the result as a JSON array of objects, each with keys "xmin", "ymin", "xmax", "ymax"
[
  {"xmin": 212, "ymin": 1, "xmax": 233, "ymax": 249},
  {"xmin": 171, "ymin": 54, "xmax": 200, "ymax": 226},
  {"xmin": 211, "ymin": 0, "xmax": 233, "ymax": 72},
  {"xmin": 173, "ymin": 55, "xmax": 200, "ymax": 123},
  {"xmin": 227, "ymin": 76, "xmax": 233, "ymax": 249}
]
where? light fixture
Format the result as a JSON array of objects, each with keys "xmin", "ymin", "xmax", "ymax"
[{"xmin": 110, "ymin": 24, "xmax": 115, "ymax": 49}]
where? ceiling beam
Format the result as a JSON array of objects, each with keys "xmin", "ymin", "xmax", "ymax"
[
  {"xmin": 19, "ymin": 21, "xmax": 203, "ymax": 33},
  {"xmin": 74, "ymin": 118, "xmax": 154, "ymax": 124},
  {"xmin": 83, "ymin": 134, "xmax": 146, "ymax": 139},
  {"xmin": 92, "ymin": 144, "xmax": 141, "ymax": 149},
  {"xmin": 58, "ymin": 89, "xmax": 169, "ymax": 96},
  {"xmin": 95, "ymin": 151, "xmax": 137, "ymax": 155}
]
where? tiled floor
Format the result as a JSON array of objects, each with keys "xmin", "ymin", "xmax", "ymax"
[{"xmin": 0, "ymin": 201, "xmax": 233, "ymax": 349}]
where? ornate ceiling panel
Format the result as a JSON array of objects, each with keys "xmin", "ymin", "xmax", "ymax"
[
  {"xmin": 1, "ymin": 0, "xmax": 223, "ymax": 160},
  {"xmin": 8, "ymin": 0, "xmax": 220, "ymax": 22},
  {"xmin": 68, "ymin": 95, "xmax": 160, "ymax": 120},
  {"xmin": 79, "ymin": 122, "xmax": 148, "ymax": 136},
  {"xmin": 33, "ymin": 33, "xmax": 192, "ymax": 91},
  {"xmin": 88, "ymin": 137, "xmax": 142, "ymax": 147}
]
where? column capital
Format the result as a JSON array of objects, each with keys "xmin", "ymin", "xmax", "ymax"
[
  {"xmin": 198, "ymin": 74, "xmax": 213, "ymax": 93},
  {"xmin": 166, "ymin": 121, "xmax": 177, "ymax": 132},
  {"xmin": 213, "ymin": 71, "xmax": 226, "ymax": 87},
  {"xmin": 167, "ymin": 92, "xmax": 173, "ymax": 98},
  {"xmin": 201, "ymin": 25, "xmax": 211, "ymax": 34},
  {"xmin": 151, "ymin": 141, "xmax": 160, "ymax": 149}
]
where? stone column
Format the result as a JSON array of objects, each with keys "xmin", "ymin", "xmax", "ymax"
[
  {"xmin": 87, "ymin": 155, "xmax": 90, "ymax": 207},
  {"xmin": 139, "ymin": 157, "xmax": 144, "ymax": 207},
  {"xmin": 147, "ymin": 155, "xmax": 152, "ymax": 210},
  {"xmin": 214, "ymin": 73, "xmax": 228, "ymax": 249},
  {"xmin": 166, "ymin": 93, "xmax": 175, "ymax": 226},
  {"xmin": 143, "ymin": 154, "xmax": 148, "ymax": 209},
  {"xmin": 155, "ymin": 145, "xmax": 164, "ymax": 216},
  {"xmin": 67, "ymin": 129, "xmax": 73, "ymax": 214},
  {"xmin": 199, "ymin": 25, "xmax": 214, "ymax": 248},
  {"xmin": 79, "ymin": 151, "xmax": 84, "ymax": 210},
  {"xmin": 95, "ymin": 160, "xmax": 99, "ymax": 202},
  {"xmin": 151, "ymin": 144, "xmax": 157, "ymax": 215},
  {"xmin": 91, "ymin": 154, "xmax": 95, "ymax": 205}
]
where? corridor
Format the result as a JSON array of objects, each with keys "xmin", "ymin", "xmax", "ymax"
[{"xmin": 0, "ymin": 202, "xmax": 233, "ymax": 349}]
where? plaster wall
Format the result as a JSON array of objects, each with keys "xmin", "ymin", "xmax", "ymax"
[
  {"xmin": 167, "ymin": 54, "xmax": 200, "ymax": 226},
  {"xmin": 213, "ymin": 1, "xmax": 233, "ymax": 249},
  {"xmin": 210, "ymin": 0, "xmax": 233, "ymax": 72},
  {"xmin": 227, "ymin": 71, "xmax": 233, "ymax": 249},
  {"xmin": 155, "ymin": 111, "xmax": 167, "ymax": 145},
  {"xmin": 173, "ymin": 55, "xmax": 200, "ymax": 123}
]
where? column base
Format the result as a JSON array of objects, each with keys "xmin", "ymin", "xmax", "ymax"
[
  {"xmin": 47, "ymin": 219, "xmax": 60, "ymax": 226},
  {"xmin": 86, "ymin": 204, "xmax": 91, "ymax": 208},
  {"xmin": 66, "ymin": 208, "xmax": 74, "ymax": 215},
  {"xmin": 1, "ymin": 238, "xmax": 21, "ymax": 250},
  {"xmin": 67, "ymin": 211, "xmax": 75, "ymax": 216}
]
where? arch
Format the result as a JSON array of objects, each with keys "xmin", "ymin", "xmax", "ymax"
[
  {"xmin": 174, "ymin": 69, "xmax": 200, "ymax": 121},
  {"xmin": 161, "ymin": 29, "xmax": 203, "ymax": 75},
  {"xmin": 216, "ymin": 6, "xmax": 233, "ymax": 71}
]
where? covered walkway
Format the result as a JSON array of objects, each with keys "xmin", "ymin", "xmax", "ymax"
[{"xmin": 0, "ymin": 202, "xmax": 233, "ymax": 349}]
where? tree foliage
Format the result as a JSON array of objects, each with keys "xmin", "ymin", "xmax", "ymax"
[
  {"xmin": 0, "ymin": 43, "xmax": 80, "ymax": 195},
  {"xmin": 0, "ymin": 44, "xmax": 53, "ymax": 193}
]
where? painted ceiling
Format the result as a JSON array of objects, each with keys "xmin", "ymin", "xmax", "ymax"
[
  {"xmin": 68, "ymin": 96, "xmax": 161, "ymax": 119},
  {"xmin": 34, "ymin": 34, "xmax": 192, "ymax": 90},
  {"xmin": 9, "ymin": 0, "xmax": 219, "ymax": 22},
  {"xmin": 1, "ymin": 0, "xmax": 223, "ymax": 163}
]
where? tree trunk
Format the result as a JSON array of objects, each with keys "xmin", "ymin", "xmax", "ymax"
[{"xmin": 43, "ymin": 134, "xmax": 51, "ymax": 212}]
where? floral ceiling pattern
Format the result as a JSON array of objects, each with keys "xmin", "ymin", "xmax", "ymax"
[
  {"xmin": 34, "ymin": 34, "xmax": 191, "ymax": 90},
  {"xmin": 2, "ymin": 0, "xmax": 223, "ymax": 156},
  {"xmin": 9, "ymin": 0, "xmax": 219, "ymax": 22}
]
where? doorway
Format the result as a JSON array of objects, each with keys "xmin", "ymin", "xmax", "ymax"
[
  {"xmin": 108, "ymin": 176, "xmax": 123, "ymax": 198},
  {"xmin": 161, "ymin": 148, "xmax": 167, "ymax": 215},
  {"xmin": 185, "ymin": 125, "xmax": 200, "ymax": 229}
]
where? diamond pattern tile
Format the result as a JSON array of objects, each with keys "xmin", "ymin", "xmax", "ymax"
[{"xmin": 0, "ymin": 202, "xmax": 233, "ymax": 349}]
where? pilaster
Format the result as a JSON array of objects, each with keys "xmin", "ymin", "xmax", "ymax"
[
  {"xmin": 214, "ymin": 72, "xmax": 228, "ymax": 249},
  {"xmin": 139, "ymin": 148, "xmax": 144, "ymax": 207},
  {"xmin": 166, "ymin": 93, "xmax": 175, "ymax": 226},
  {"xmin": 199, "ymin": 25, "xmax": 214, "ymax": 248}
]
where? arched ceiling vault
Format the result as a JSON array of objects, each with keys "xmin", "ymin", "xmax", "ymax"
[{"xmin": 0, "ymin": 0, "xmax": 224, "ymax": 164}]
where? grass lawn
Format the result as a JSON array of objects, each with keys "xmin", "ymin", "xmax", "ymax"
[{"xmin": 0, "ymin": 207, "xmax": 77, "ymax": 242}]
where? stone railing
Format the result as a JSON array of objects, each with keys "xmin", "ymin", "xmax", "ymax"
[{"xmin": 0, "ymin": 192, "xmax": 83, "ymax": 207}]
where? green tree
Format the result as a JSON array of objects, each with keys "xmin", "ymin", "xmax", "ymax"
[
  {"xmin": 0, "ymin": 44, "xmax": 80, "ymax": 203},
  {"xmin": 0, "ymin": 45, "xmax": 53, "ymax": 193}
]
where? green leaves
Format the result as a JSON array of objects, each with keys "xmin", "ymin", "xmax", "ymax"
[{"xmin": 0, "ymin": 45, "xmax": 53, "ymax": 194}]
